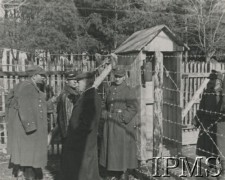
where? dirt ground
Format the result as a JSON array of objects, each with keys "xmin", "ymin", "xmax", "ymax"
[
  {"xmin": 0, "ymin": 153, "xmax": 140, "ymax": 180},
  {"xmin": 0, "ymin": 153, "xmax": 59, "ymax": 180}
]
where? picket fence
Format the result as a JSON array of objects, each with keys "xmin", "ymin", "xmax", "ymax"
[
  {"xmin": 182, "ymin": 61, "xmax": 225, "ymax": 128},
  {"xmin": 1, "ymin": 59, "xmax": 225, "ymax": 153},
  {"xmin": 0, "ymin": 53, "xmax": 97, "ymax": 154}
]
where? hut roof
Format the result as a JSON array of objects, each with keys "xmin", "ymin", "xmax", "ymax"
[{"xmin": 114, "ymin": 24, "xmax": 189, "ymax": 54}]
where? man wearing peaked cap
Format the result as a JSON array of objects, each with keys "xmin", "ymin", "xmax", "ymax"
[
  {"xmin": 65, "ymin": 70, "xmax": 81, "ymax": 80},
  {"xmin": 114, "ymin": 68, "xmax": 126, "ymax": 77},
  {"xmin": 195, "ymin": 69, "xmax": 223, "ymax": 172},
  {"xmin": 56, "ymin": 70, "xmax": 80, "ymax": 150},
  {"xmin": 100, "ymin": 66, "xmax": 138, "ymax": 180},
  {"xmin": 60, "ymin": 70, "xmax": 102, "ymax": 180},
  {"xmin": 6, "ymin": 65, "xmax": 48, "ymax": 180}
]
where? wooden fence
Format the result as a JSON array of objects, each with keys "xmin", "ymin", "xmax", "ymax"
[
  {"xmin": 1, "ymin": 57, "xmax": 225, "ymax": 152},
  {"xmin": 0, "ymin": 54, "xmax": 97, "ymax": 154},
  {"xmin": 182, "ymin": 61, "xmax": 225, "ymax": 127}
]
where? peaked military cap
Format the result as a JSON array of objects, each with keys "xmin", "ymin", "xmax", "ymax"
[
  {"xmin": 65, "ymin": 70, "xmax": 81, "ymax": 80},
  {"xmin": 114, "ymin": 67, "xmax": 126, "ymax": 77}
]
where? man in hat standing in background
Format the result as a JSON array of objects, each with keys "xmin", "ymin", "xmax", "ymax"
[
  {"xmin": 60, "ymin": 71, "xmax": 102, "ymax": 180},
  {"xmin": 6, "ymin": 65, "xmax": 49, "ymax": 180},
  {"xmin": 194, "ymin": 70, "xmax": 223, "ymax": 171},
  {"xmin": 56, "ymin": 71, "xmax": 80, "ymax": 152},
  {"xmin": 99, "ymin": 68, "xmax": 138, "ymax": 180}
]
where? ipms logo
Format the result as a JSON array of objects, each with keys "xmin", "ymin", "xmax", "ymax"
[{"xmin": 152, "ymin": 157, "xmax": 221, "ymax": 177}]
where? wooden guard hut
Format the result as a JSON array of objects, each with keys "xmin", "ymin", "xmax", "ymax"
[{"xmin": 114, "ymin": 25, "xmax": 189, "ymax": 161}]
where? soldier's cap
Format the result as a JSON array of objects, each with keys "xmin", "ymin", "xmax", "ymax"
[
  {"xmin": 65, "ymin": 70, "xmax": 81, "ymax": 80},
  {"xmin": 26, "ymin": 65, "xmax": 46, "ymax": 77},
  {"xmin": 75, "ymin": 71, "xmax": 96, "ymax": 81},
  {"xmin": 208, "ymin": 70, "xmax": 223, "ymax": 81},
  {"xmin": 114, "ymin": 68, "xmax": 126, "ymax": 77}
]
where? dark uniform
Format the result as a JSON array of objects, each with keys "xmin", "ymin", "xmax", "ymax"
[
  {"xmin": 195, "ymin": 71, "xmax": 223, "ymax": 164},
  {"xmin": 56, "ymin": 73, "xmax": 80, "ymax": 139},
  {"xmin": 100, "ymin": 69, "xmax": 138, "ymax": 173},
  {"xmin": 60, "ymin": 72, "xmax": 102, "ymax": 180}
]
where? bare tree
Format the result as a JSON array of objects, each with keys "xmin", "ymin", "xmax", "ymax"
[{"xmin": 186, "ymin": 0, "xmax": 225, "ymax": 61}]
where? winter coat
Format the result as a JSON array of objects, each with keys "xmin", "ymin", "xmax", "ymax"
[
  {"xmin": 56, "ymin": 85, "xmax": 79, "ymax": 139},
  {"xmin": 6, "ymin": 80, "xmax": 48, "ymax": 168},
  {"xmin": 60, "ymin": 87, "xmax": 102, "ymax": 180},
  {"xmin": 196, "ymin": 86, "xmax": 222, "ymax": 158},
  {"xmin": 99, "ymin": 82, "xmax": 138, "ymax": 171}
]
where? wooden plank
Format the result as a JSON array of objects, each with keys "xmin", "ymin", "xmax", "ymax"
[
  {"xmin": 182, "ymin": 78, "xmax": 209, "ymax": 119},
  {"xmin": 189, "ymin": 63, "xmax": 193, "ymax": 126}
]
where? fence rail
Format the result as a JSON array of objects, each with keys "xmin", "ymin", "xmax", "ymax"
[
  {"xmin": 182, "ymin": 61, "xmax": 225, "ymax": 127},
  {"xmin": 1, "ymin": 59, "xmax": 225, "ymax": 151},
  {"xmin": 0, "ymin": 53, "xmax": 97, "ymax": 154}
]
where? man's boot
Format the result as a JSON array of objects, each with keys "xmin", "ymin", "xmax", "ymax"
[
  {"xmin": 120, "ymin": 171, "xmax": 128, "ymax": 180},
  {"xmin": 23, "ymin": 167, "xmax": 35, "ymax": 180}
]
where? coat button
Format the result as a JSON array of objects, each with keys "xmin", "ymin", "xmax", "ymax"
[
  {"xmin": 39, "ymin": 104, "xmax": 41, "ymax": 107},
  {"xmin": 27, "ymin": 123, "xmax": 30, "ymax": 126}
]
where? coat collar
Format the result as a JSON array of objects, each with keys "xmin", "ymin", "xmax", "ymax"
[{"xmin": 28, "ymin": 79, "xmax": 41, "ymax": 93}]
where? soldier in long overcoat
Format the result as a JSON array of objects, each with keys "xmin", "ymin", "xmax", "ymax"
[
  {"xmin": 99, "ymin": 68, "xmax": 138, "ymax": 180},
  {"xmin": 194, "ymin": 70, "xmax": 223, "ymax": 168},
  {"xmin": 6, "ymin": 65, "xmax": 48, "ymax": 180},
  {"xmin": 60, "ymin": 71, "xmax": 102, "ymax": 180}
]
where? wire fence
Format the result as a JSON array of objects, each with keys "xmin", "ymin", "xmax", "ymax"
[{"xmin": 1, "ymin": 52, "xmax": 225, "ymax": 178}]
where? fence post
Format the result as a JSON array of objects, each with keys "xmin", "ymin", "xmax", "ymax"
[
  {"xmin": 152, "ymin": 51, "xmax": 163, "ymax": 160},
  {"xmin": 175, "ymin": 52, "xmax": 182, "ymax": 154}
]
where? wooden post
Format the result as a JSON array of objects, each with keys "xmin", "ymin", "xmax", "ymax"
[
  {"xmin": 153, "ymin": 51, "xmax": 163, "ymax": 159},
  {"xmin": 175, "ymin": 52, "xmax": 182, "ymax": 155}
]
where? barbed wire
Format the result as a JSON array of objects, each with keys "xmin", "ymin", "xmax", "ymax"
[{"xmin": 1, "ymin": 53, "xmax": 225, "ymax": 177}]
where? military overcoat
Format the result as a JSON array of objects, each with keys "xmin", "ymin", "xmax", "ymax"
[
  {"xmin": 60, "ymin": 87, "xmax": 102, "ymax": 180},
  {"xmin": 6, "ymin": 80, "xmax": 48, "ymax": 168},
  {"xmin": 99, "ymin": 82, "xmax": 138, "ymax": 171}
]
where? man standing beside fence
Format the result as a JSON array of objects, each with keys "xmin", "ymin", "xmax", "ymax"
[
  {"xmin": 6, "ymin": 65, "xmax": 48, "ymax": 180},
  {"xmin": 99, "ymin": 68, "xmax": 138, "ymax": 180},
  {"xmin": 60, "ymin": 71, "xmax": 102, "ymax": 180},
  {"xmin": 56, "ymin": 71, "xmax": 80, "ymax": 149}
]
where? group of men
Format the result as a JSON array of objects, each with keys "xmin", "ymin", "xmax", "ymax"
[{"xmin": 6, "ymin": 65, "xmax": 138, "ymax": 180}]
